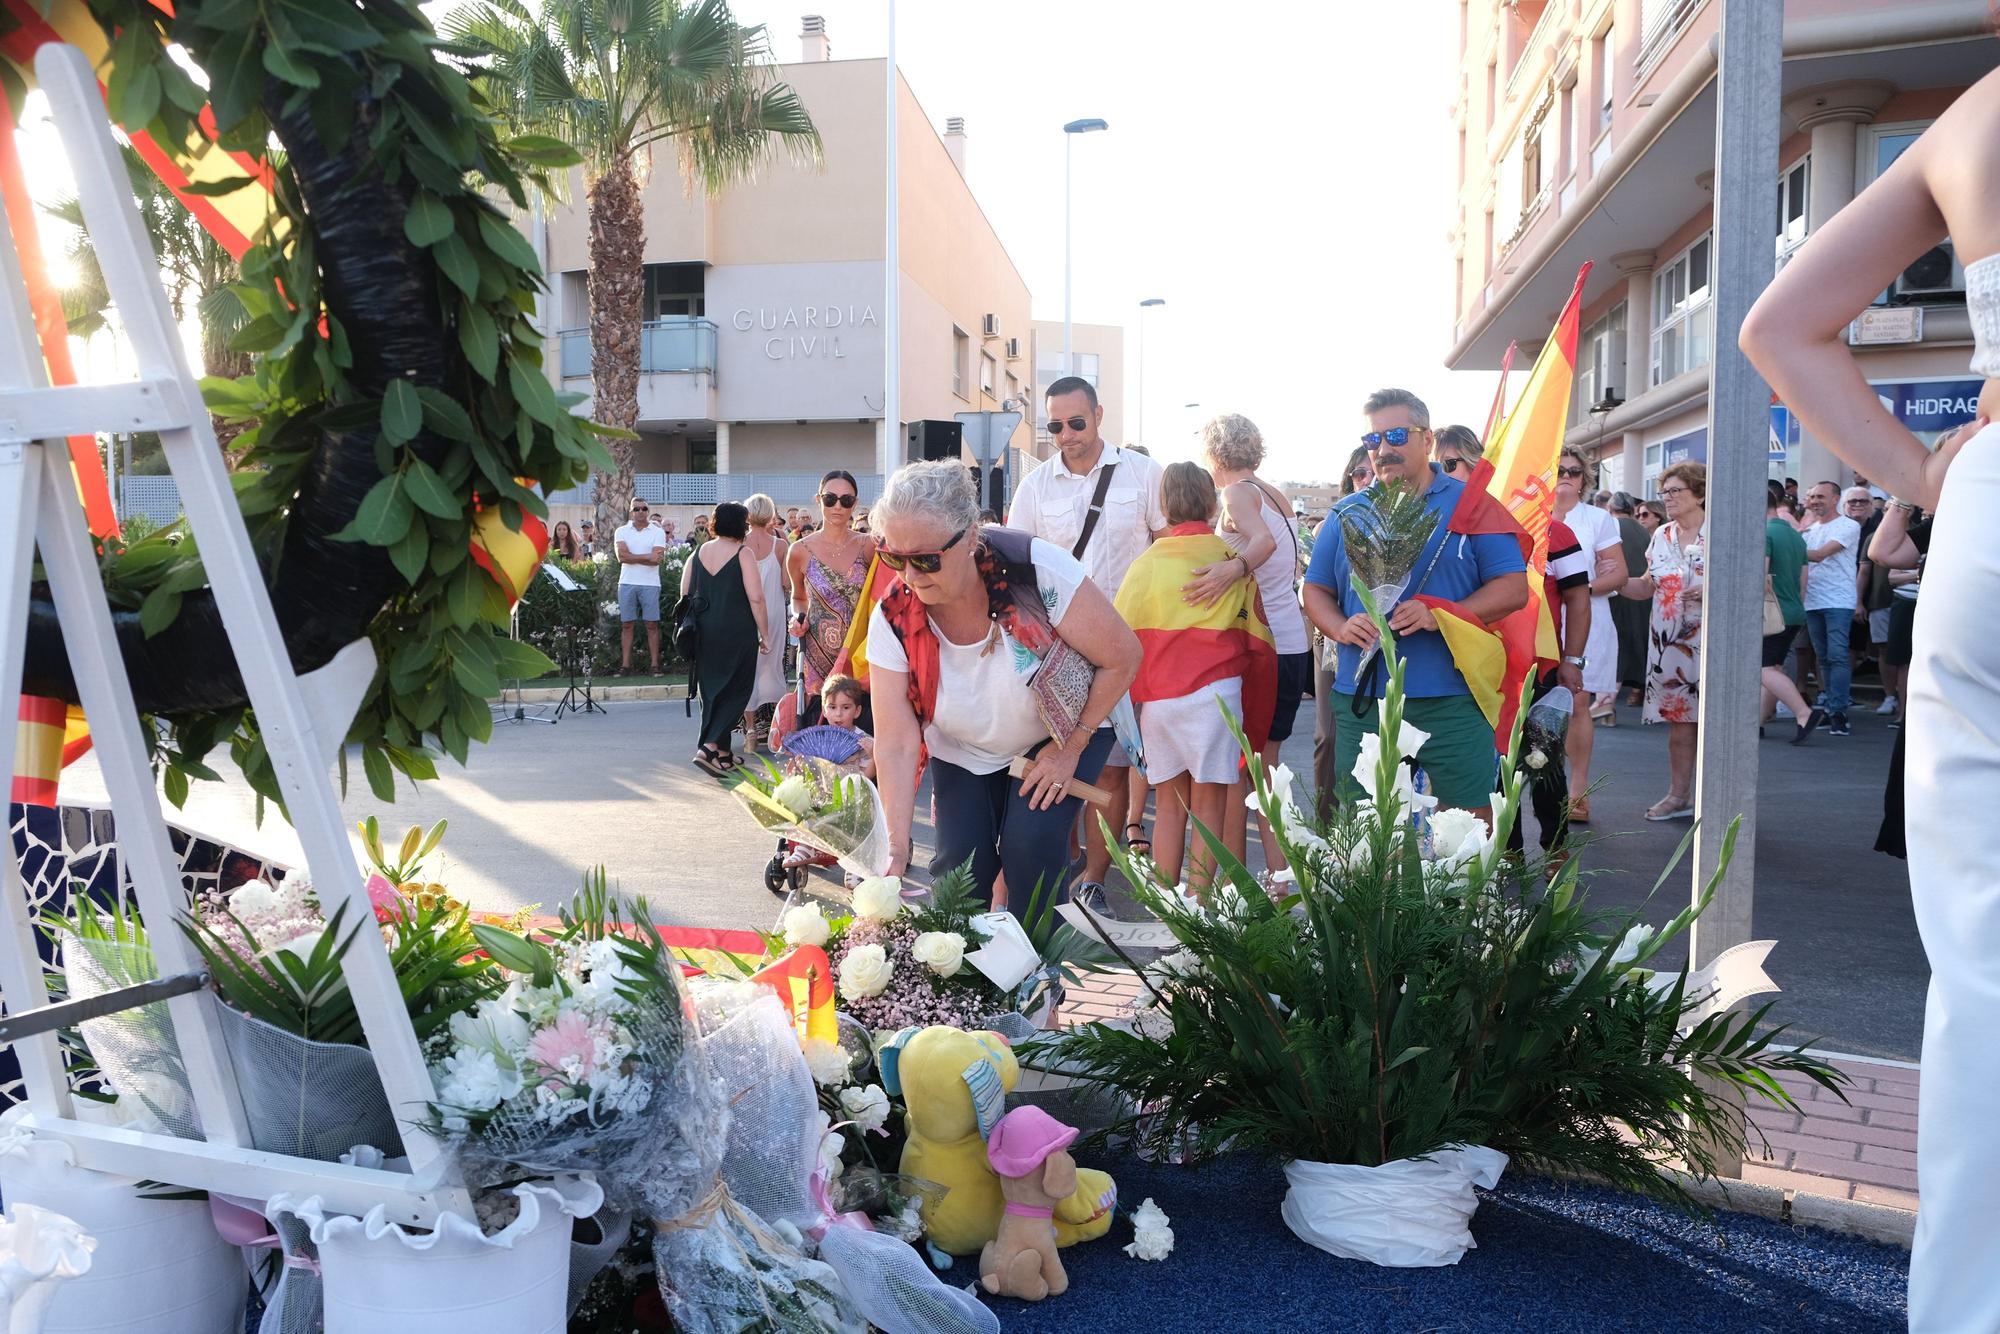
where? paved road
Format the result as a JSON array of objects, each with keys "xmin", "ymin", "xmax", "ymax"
[{"xmin": 60, "ymin": 689, "xmax": 1925, "ymax": 1060}]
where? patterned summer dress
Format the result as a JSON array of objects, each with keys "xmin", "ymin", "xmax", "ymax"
[
  {"xmin": 1642, "ymin": 520, "xmax": 1706, "ymax": 725},
  {"xmin": 801, "ymin": 540, "xmax": 870, "ymax": 697}
]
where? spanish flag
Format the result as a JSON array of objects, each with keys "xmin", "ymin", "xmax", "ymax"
[
  {"xmin": 1113, "ymin": 524, "xmax": 1279, "ymax": 755},
  {"xmin": 1413, "ymin": 261, "xmax": 1591, "ymax": 746},
  {"xmin": 13, "ymin": 696, "xmax": 91, "ymax": 808}
]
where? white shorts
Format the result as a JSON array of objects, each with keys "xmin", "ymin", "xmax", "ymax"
[
  {"xmin": 1584, "ymin": 595, "xmax": 1617, "ymax": 695},
  {"xmin": 1142, "ymin": 680, "xmax": 1244, "ymax": 786}
]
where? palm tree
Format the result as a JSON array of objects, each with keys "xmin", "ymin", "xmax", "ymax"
[{"xmin": 450, "ymin": 0, "xmax": 821, "ymax": 535}]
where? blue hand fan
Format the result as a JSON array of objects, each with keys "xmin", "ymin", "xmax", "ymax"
[{"xmin": 778, "ymin": 724, "xmax": 865, "ymax": 765}]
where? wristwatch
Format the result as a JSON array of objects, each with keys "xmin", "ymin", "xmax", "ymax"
[{"xmin": 1562, "ymin": 654, "xmax": 1586, "ymax": 667}]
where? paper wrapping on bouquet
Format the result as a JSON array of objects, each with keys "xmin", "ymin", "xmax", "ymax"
[
  {"xmin": 1280, "ymin": 1146, "xmax": 1508, "ymax": 1267},
  {"xmin": 1663, "ymin": 939, "xmax": 1780, "ymax": 1027},
  {"xmin": 0, "ymin": 1202, "xmax": 94, "ymax": 1333},
  {"xmin": 732, "ymin": 757, "xmax": 891, "ymax": 880},
  {"xmin": 0, "ymin": 1115, "xmax": 245, "ymax": 1333},
  {"xmin": 1351, "ymin": 577, "xmax": 1414, "ymax": 677},
  {"xmin": 702, "ymin": 992, "xmax": 995, "ymax": 1334},
  {"xmin": 272, "ymin": 1177, "xmax": 601, "ymax": 1334},
  {"xmin": 964, "ymin": 912, "xmax": 1039, "ymax": 993}
]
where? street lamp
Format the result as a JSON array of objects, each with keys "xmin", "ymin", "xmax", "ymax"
[
  {"xmin": 1137, "ymin": 297, "xmax": 1165, "ymax": 448},
  {"xmin": 1062, "ymin": 118, "xmax": 1109, "ymax": 377}
]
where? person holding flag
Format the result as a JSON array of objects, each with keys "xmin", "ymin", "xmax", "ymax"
[{"xmin": 1302, "ymin": 388, "xmax": 1530, "ymax": 821}]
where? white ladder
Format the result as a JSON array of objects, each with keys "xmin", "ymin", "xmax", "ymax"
[{"xmin": 0, "ymin": 43, "xmax": 467, "ymax": 1225}]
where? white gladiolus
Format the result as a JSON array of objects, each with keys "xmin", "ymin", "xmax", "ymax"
[
  {"xmin": 850, "ymin": 877, "xmax": 905, "ymax": 922},
  {"xmin": 1425, "ymin": 808, "xmax": 1492, "ymax": 869}
]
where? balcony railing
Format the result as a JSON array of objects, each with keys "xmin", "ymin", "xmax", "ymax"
[
  {"xmin": 1635, "ymin": 0, "xmax": 1708, "ymax": 83},
  {"xmin": 558, "ymin": 318, "xmax": 719, "ymax": 380}
]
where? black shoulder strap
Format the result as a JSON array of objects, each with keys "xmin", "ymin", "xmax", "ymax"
[{"xmin": 1071, "ymin": 462, "xmax": 1118, "ymax": 561}]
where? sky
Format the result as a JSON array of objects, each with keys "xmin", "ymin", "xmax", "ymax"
[{"xmin": 729, "ymin": 0, "xmax": 1501, "ymax": 483}]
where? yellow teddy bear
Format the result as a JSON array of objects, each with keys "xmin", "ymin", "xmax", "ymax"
[{"xmin": 890, "ymin": 1025, "xmax": 1116, "ymax": 1256}]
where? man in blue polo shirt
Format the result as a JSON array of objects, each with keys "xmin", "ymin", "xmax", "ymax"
[{"xmin": 1303, "ymin": 387, "xmax": 1530, "ymax": 818}]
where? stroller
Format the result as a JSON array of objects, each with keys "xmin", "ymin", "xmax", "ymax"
[{"xmin": 758, "ymin": 725, "xmax": 871, "ymax": 895}]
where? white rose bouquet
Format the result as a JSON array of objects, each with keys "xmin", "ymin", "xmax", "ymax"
[{"xmin": 728, "ymin": 755, "xmax": 891, "ymax": 879}]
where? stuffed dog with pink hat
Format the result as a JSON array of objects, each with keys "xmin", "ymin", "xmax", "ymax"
[{"xmin": 979, "ymin": 1105, "xmax": 1080, "ymax": 1301}]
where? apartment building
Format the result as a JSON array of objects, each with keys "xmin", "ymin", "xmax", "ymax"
[
  {"xmin": 538, "ymin": 16, "xmax": 1034, "ymax": 512},
  {"xmin": 1447, "ymin": 0, "xmax": 1995, "ymax": 497}
]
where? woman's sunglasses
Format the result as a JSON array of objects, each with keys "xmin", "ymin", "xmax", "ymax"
[
  {"xmin": 876, "ymin": 526, "xmax": 969, "ymax": 574},
  {"xmin": 1440, "ymin": 457, "xmax": 1471, "ymax": 475},
  {"xmin": 820, "ymin": 492, "xmax": 858, "ymax": 508},
  {"xmin": 1360, "ymin": 426, "xmax": 1427, "ymax": 450}
]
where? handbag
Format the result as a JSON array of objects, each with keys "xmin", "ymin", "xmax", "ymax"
[
  {"xmin": 1761, "ymin": 575, "xmax": 1784, "ymax": 636},
  {"xmin": 1026, "ymin": 637, "xmax": 1096, "ymax": 748}
]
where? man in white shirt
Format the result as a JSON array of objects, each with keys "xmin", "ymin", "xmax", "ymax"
[
  {"xmin": 1801, "ymin": 480, "xmax": 1862, "ymax": 735},
  {"xmin": 1007, "ymin": 375, "xmax": 1168, "ymax": 904},
  {"xmin": 614, "ymin": 499, "xmax": 668, "ymax": 677}
]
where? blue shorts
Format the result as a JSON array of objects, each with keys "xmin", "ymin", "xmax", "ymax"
[{"xmin": 617, "ymin": 583, "xmax": 660, "ymax": 622}]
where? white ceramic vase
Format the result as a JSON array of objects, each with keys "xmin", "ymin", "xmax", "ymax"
[
  {"xmin": 1280, "ymin": 1145, "xmax": 1509, "ymax": 1267},
  {"xmin": 0, "ymin": 1204, "xmax": 94, "ymax": 1334},
  {"xmin": 0, "ymin": 1123, "xmax": 244, "ymax": 1333},
  {"xmin": 276, "ymin": 1176, "xmax": 603, "ymax": 1334}
]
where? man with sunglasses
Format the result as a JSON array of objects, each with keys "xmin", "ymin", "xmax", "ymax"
[
  {"xmin": 1302, "ymin": 388, "xmax": 1530, "ymax": 823},
  {"xmin": 614, "ymin": 499, "xmax": 668, "ymax": 677},
  {"xmin": 1008, "ymin": 375, "xmax": 1168, "ymax": 904}
]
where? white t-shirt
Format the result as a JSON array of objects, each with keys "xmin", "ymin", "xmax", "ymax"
[
  {"xmin": 866, "ymin": 538, "xmax": 1085, "ymax": 774},
  {"xmin": 1006, "ymin": 444, "xmax": 1165, "ymax": 599},
  {"xmin": 1560, "ymin": 502, "xmax": 1624, "ymax": 689},
  {"xmin": 1803, "ymin": 515, "xmax": 1861, "ymax": 611},
  {"xmin": 615, "ymin": 521, "xmax": 666, "ymax": 587}
]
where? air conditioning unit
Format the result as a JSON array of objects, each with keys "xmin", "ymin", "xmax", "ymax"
[
  {"xmin": 1004, "ymin": 337, "xmax": 1021, "ymax": 360},
  {"xmin": 1892, "ymin": 242, "xmax": 1965, "ymax": 302},
  {"xmin": 981, "ymin": 313, "xmax": 1001, "ymax": 337}
]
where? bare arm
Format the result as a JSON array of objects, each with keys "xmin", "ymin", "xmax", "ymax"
[
  {"xmin": 1183, "ymin": 482, "xmax": 1274, "ymax": 606},
  {"xmin": 739, "ymin": 548, "xmax": 769, "ymax": 647},
  {"xmin": 1870, "ymin": 503, "xmax": 1920, "ymax": 570},
  {"xmin": 785, "ymin": 538, "xmax": 811, "ymax": 623},
  {"xmin": 616, "ymin": 538, "xmax": 636, "ymax": 565},
  {"xmin": 1806, "ymin": 539, "xmax": 1846, "ymax": 563},
  {"xmin": 1557, "ymin": 583, "xmax": 1590, "ymax": 694},
  {"xmin": 1303, "ymin": 580, "xmax": 1377, "ymax": 651},
  {"xmin": 1589, "ymin": 544, "xmax": 1626, "ymax": 598},
  {"xmin": 871, "ymin": 666, "xmax": 921, "ymax": 876},
  {"xmin": 679, "ymin": 552, "xmax": 694, "ymax": 597},
  {"xmin": 1739, "ymin": 71, "xmax": 2000, "ymax": 507}
]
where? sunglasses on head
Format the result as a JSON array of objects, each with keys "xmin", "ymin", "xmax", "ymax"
[
  {"xmin": 820, "ymin": 492, "xmax": 858, "ymax": 508},
  {"xmin": 875, "ymin": 526, "xmax": 969, "ymax": 574},
  {"xmin": 1049, "ymin": 415, "xmax": 1091, "ymax": 436},
  {"xmin": 1360, "ymin": 426, "xmax": 1425, "ymax": 450}
]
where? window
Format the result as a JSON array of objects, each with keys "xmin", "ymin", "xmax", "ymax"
[
  {"xmin": 1457, "ymin": 127, "xmax": 1467, "ymax": 190},
  {"xmin": 1775, "ymin": 156, "xmax": 1809, "ymax": 258},
  {"xmin": 1486, "ymin": 58, "xmax": 1497, "ymax": 130},
  {"xmin": 560, "ymin": 270, "xmax": 589, "ymax": 326},
  {"xmin": 1643, "ymin": 440, "xmax": 1663, "ymax": 496},
  {"xmin": 1005, "ymin": 371, "xmax": 1020, "ymax": 406},
  {"xmin": 1558, "ymin": 81, "xmax": 1576, "ymax": 200},
  {"xmin": 1575, "ymin": 302, "xmax": 1627, "ymax": 425},
  {"xmin": 952, "ymin": 327, "xmax": 970, "ymax": 399},
  {"xmin": 1589, "ymin": 25, "xmax": 1613, "ymax": 174},
  {"xmin": 688, "ymin": 438, "xmax": 716, "ymax": 475},
  {"xmin": 1650, "ymin": 235, "xmax": 1712, "ymax": 386},
  {"xmin": 1075, "ymin": 352, "xmax": 1101, "ymax": 389},
  {"xmin": 642, "ymin": 263, "xmax": 705, "ymax": 321},
  {"xmin": 1867, "ymin": 124, "xmax": 1963, "ymax": 306},
  {"xmin": 980, "ymin": 351, "xmax": 996, "ymax": 397},
  {"xmin": 1598, "ymin": 452, "xmax": 1624, "ymax": 496}
]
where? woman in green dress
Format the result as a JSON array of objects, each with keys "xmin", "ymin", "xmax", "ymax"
[{"xmin": 681, "ymin": 502, "xmax": 770, "ymax": 773}]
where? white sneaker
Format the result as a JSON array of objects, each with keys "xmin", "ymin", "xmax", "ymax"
[
  {"xmin": 1875, "ymin": 697, "xmax": 1899, "ymax": 716},
  {"xmin": 1774, "ymin": 702, "xmax": 1794, "ymax": 719}
]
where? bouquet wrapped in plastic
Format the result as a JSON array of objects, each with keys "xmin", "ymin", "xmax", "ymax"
[
  {"xmin": 1338, "ymin": 481, "xmax": 1442, "ymax": 675},
  {"xmin": 691, "ymin": 981, "xmax": 997, "ymax": 1334},
  {"xmin": 447, "ymin": 891, "xmax": 853, "ymax": 1333},
  {"xmin": 731, "ymin": 756, "xmax": 891, "ymax": 880}
]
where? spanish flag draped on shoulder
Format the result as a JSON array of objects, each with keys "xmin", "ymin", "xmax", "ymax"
[
  {"xmin": 1113, "ymin": 523, "xmax": 1279, "ymax": 756},
  {"xmin": 1412, "ymin": 261, "xmax": 1592, "ymax": 748}
]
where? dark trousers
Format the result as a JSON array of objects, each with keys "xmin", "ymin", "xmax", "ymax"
[{"xmin": 929, "ymin": 730, "xmax": 1115, "ymax": 907}]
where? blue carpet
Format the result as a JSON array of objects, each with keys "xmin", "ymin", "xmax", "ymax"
[{"xmin": 979, "ymin": 1154, "xmax": 1907, "ymax": 1333}]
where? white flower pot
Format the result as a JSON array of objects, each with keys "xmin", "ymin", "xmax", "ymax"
[
  {"xmin": 1280, "ymin": 1145, "xmax": 1508, "ymax": 1267},
  {"xmin": 0, "ymin": 1204, "xmax": 94, "ymax": 1334},
  {"xmin": 0, "ymin": 1125, "xmax": 244, "ymax": 1333},
  {"xmin": 276, "ymin": 1176, "xmax": 602, "ymax": 1334}
]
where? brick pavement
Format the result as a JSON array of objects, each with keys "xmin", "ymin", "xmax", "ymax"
[{"xmin": 1060, "ymin": 969, "xmax": 1922, "ymax": 1213}]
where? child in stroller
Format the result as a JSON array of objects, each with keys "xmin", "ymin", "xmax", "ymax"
[{"xmin": 764, "ymin": 675, "xmax": 875, "ymax": 893}]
